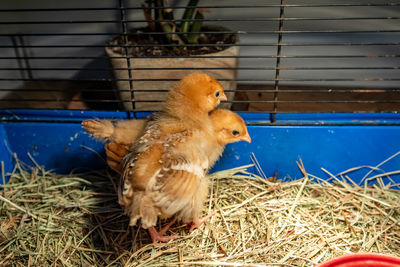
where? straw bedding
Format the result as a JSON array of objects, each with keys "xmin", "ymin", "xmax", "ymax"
[{"xmin": 1, "ymin": 155, "xmax": 399, "ymax": 266}]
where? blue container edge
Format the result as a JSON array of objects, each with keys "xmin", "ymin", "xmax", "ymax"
[{"xmin": 1, "ymin": 110, "xmax": 400, "ymax": 188}]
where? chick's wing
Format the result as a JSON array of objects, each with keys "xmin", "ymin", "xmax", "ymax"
[{"xmin": 151, "ymin": 155, "xmax": 206, "ymax": 218}]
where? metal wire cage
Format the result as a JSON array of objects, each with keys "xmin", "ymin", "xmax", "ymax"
[{"xmin": 1, "ymin": 0, "xmax": 399, "ymax": 122}]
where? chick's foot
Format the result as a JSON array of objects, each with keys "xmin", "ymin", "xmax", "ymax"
[
  {"xmin": 148, "ymin": 219, "xmax": 177, "ymax": 243},
  {"xmin": 188, "ymin": 211, "xmax": 217, "ymax": 232}
]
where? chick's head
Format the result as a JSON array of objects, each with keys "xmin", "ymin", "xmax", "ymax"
[
  {"xmin": 210, "ymin": 109, "xmax": 251, "ymax": 145},
  {"xmin": 176, "ymin": 73, "xmax": 227, "ymax": 112}
]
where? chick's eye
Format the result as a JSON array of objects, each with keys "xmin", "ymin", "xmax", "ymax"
[
  {"xmin": 215, "ymin": 91, "xmax": 220, "ymax": 98},
  {"xmin": 232, "ymin": 130, "xmax": 240, "ymax": 136}
]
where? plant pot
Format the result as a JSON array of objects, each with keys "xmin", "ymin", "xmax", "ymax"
[{"xmin": 105, "ymin": 26, "xmax": 239, "ymax": 111}]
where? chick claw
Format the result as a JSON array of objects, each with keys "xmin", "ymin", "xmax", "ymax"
[
  {"xmin": 188, "ymin": 211, "xmax": 217, "ymax": 233},
  {"xmin": 148, "ymin": 219, "xmax": 177, "ymax": 243}
]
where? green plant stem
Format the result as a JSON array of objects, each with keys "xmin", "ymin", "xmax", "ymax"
[
  {"xmin": 181, "ymin": 0, "xmax": 199, "ymax": 34},
  {"xmin": 156, "ymin": 0, "xmax": 172, "ymax": 43},
  {"xmin": 187, "ymin": 10, "xmax": 203, "ymax": 44}
]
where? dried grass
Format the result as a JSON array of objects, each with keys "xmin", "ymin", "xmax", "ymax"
[{"xmin": 1, "ymin": 155, "xmax": 399, "ymax": 266}]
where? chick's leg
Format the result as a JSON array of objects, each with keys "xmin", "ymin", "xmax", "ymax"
[
  {"xmin": 148, "ymin": 219, "xmax": 178, "ymax": 243},
  {"xmin": 188, "ymin": 211, "xmax": 217, "ymax": 232}
]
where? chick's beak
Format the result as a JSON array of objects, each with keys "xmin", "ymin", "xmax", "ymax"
[
  {"xmin": 220, "ymin": 93, "xmax": 227, "ymax": 101},
  {"xmin": 241, "ymin": 132, "xmax": 252, "ymax": 143}
]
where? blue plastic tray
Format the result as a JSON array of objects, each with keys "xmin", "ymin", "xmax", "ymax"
[{"xmin": 1, "ymin": 110, "xmax": 400, "ymax": 186}]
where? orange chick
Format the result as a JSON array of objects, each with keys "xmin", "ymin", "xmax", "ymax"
[
  {"xmin": 120, "ymin": 73, "xmax": 230, "ymax": 242},
  {"xmin": 178, "ymin": 108, "xmax": 251, "ymax": 232}
]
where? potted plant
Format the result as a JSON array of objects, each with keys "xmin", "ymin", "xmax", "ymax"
[{"xmin": 105, "ymin": 0, "xmax": 239, "ymax": 111}]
